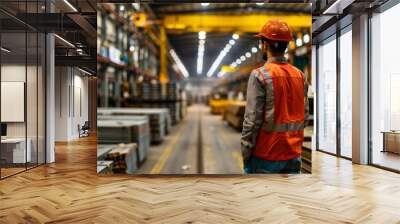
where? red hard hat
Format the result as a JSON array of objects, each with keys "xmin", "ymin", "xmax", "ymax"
[{"xmin": 255, "ymin": 19, "xmax": 293, "ymax": 42}]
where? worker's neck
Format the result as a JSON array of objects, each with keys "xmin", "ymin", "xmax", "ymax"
[
  {"xmin": 267, "ymin": 52, "xmax": 286, "ymax": 62},
  {"xmin": 268, "ymin": 52, "xmax": 284, "ymax": 58}
]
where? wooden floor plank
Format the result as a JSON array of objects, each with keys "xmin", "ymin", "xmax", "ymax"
[{"xmin": 0, "ymin": 135, "xmax": 400, "ymax": 223}]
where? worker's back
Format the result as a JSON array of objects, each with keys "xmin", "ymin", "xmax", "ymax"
[{"xmin": 252, "ymin": 59, "xmax": 306, "ymax": 161}]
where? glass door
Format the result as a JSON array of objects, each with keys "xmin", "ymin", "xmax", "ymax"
[
  {"xmin": 1, "ymin": 29, "xmax": 28, "ymax": 178},
  {"xmin": 317, "ymin": 35, "xmax": 337, "ymax": 154},
  {"xmin": 370, "ymin": 3, "xmax": 400, "ymax": 171},
  {"xmin": 339, "ymin": 26, "xmax": 352, "ymax": 158}
]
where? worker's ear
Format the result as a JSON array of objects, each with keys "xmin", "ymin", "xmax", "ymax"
[{"xmin": 262, "ymin": 41, "xmax": 268, "ymax": 52}]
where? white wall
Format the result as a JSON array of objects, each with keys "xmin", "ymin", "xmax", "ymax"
[
  {"xmin": 1, "ymin": 64, "xmax": 46, "ymax": 164},
  {"xmin": 55, "ymin": 67, "xmax": 89, "ymax": 141},
  {"xmin": 1, "ymin": 65, "xmax": 26, "ymax": 139},
  {"xmin": 1, "ymin": 65, "xmax": 37, "ymax": 137},
  {"xmin": 55, "ymin": 66, "xmax": 69, "ymax": 141}
]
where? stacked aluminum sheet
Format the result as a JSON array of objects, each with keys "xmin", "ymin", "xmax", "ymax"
[
  {"xmin": 135, "ymin": 82, "xmax": 182, "ymax": 125},
  {"xmin": 98, "ymin": 119, "xmax": 149, "ymax": 164},
  {"xmin": 98, "ymin": 108, "xmax": 169, "ymax": 143},
  {"xmin": 101, "ymin": 143, "xmax": 138, "ymax": 174},
  {"xmin": 137, "ymin": 102, "xmax": 179, "ymax": 125},
  {"xmin": 165, "ymin": 82, "xmax": 180, "ymax": 100},
  {"xmin": 98, "ymin": 115, "xmax": 150, "ymax": 164},
  {"xmin": 141, "ymin": 82, "xmax": 161, "ymax": 100}
]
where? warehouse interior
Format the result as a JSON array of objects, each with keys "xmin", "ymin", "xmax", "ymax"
[
  {"xmin": 0, "ymin": 0, "xmax": 400, "ymax": 222},
  {"xmin": 96, "ymin": 3, "xmax": 312, "ymax": 174}
]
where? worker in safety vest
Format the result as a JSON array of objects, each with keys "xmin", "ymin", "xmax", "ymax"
[{"xmin": 241, "ymin": 19, "xmax": 309, "ymax": 174}]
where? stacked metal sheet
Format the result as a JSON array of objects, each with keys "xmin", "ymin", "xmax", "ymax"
[
  {"xmin": 103, "ymin": 143, "xmax": 138, "ymax": 174},
  {"xmin": 97, "ymin": 144, "xmax": 115, "ymax": 161},
  {"xmin": 133, "ymin": 81, "xmax": 184, "ymax": 126},
  {"xmin": 223, "ymin": 101, "xmax": 246, "ymax": 130},
  {"xmin": 165, "ymin": 82, "xmax": 180, "ymax": 100},
  {"xmin": 141, "ymin": 82, "xmax": 161, "ymax": 100},
  {"xmin": 98, "ymin": 119, "xmax": 149, "ymax": 164},
  {"xmin": 166, "ymin": 102, "xmax": 180, "ymax": 124},
  {"xmin": 98, "ymin": 108, "xmax": 168, "ymax": 143},
  {"xmin": 98, "ymin": 115, "xmax": 150, "ymax": 164},
  {"xmin": 138, "ymin": 102, "xmax": 180, "ymax": 125}
]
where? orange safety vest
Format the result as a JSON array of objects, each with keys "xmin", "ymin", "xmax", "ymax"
[{"xmin": 253, "ymin": 61, "xmax": 305, "ymax": 161}]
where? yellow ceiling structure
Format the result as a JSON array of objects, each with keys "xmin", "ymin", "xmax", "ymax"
[{"xmin": 162, "ymin": 14, "xmax": 311, "ymax": 33}]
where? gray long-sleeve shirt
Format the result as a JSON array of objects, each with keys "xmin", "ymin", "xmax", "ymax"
[{"xmin": 241, "ymin": 70, "xmax": 266, "ymax": 162}]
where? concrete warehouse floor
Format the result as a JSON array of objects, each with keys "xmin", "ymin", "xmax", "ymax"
[
  {"xmin": 138, "ymin": 104, "xmax": 314, "ymax": 174},
  {"xmin": 138, "ymin": 104, "xmax": 243, "ymax": 174}
]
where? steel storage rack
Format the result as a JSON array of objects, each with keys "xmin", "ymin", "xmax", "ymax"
[
  {"xmin": 97, "ymin": 3, "xmax": 187, "ymax": 109},
  {"xmin": 97, "ymin": 3, "xmax": 161, "ymax": 108}
]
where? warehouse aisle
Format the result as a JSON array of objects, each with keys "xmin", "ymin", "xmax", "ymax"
[
  {"xmin": 137, "ymin": 104, "xmax": 243, "ymax": 174},
  {"xmin": 202, "ymin": 106, "xmax": 243, "ymax": 174}
]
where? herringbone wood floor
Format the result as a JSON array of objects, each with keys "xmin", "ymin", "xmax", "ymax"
[{"xmin": 1, "ymin": 136, "xmax": 400, "ymax": 223}]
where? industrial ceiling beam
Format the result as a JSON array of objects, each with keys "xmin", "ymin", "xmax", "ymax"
[
  {"xmin": 67, "ymin": 14, "xmax": 97, "ymax": 39},
  {"xmin": 162, "ymin": 14, "xmax": 311, "ymax": 33},
  {"xmin": 55, "ymin": 55, "xmax": 96, "ymax": 72}
]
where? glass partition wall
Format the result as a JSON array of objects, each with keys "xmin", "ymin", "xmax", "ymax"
[
  {"xmin": 0, "ymin": 1, "xmax": 46, "ymax": 179},
  {"xmin": 316, "ymin": 25, "xmax": 353, "ymax": 159},
  {"xmin": 317, "ymin": 35, "xmax": 337, "ymax": 155},
  {"xmin": 370, "ymin": 3, "xmax": 400, "ymax": 171},
  {"xmin": 339, "ymin": 27, "xmax": 352, "ymax": 159}
]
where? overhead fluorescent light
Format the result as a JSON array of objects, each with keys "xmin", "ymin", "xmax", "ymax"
[
  {"xmin": 201, "ymin": 3, "xmax": 210, "ymax": 7},
  {"xmin": 132, "ymin": 3, "xmax": 140, "ymax": 10},
  {"xmin": 217, "ymin": 71, "xmax": 226, "ymax": 78},
  {"xmin": 78, "ymin": 67, "xmax": 93, "ymax": 76},
  {"xmin": 63, "ymin": 0, "xmax": 78, "ymax": 12},
  {"xmin": 229, "ymin": 46, "xmax": 258, "ymax": 68},
  {"xmin": 54, "ymin": 34, "xmax": 75, "ymax": 48},
  {"xmin": 1, "ymin": 47, "xmax": 11, "ymax": 53},
  {"xmin": 303, "ymin": 34, "xmax": 310, "ymax": 44},
  {"xmin": 197, "ymin": 31, "xmax": 206, "ymax": 75},
  {"xmin": 296, "ymin": 38, "xmax": 303, "ymax": 47},
  {"xmin": 206, "ymin": 35, "xmax": 237, "ymax": 77},
  {"xmin": 170, "ymin": 49, "xmax": 189, "ymax": 78},
  {"xmin": 323, "ymin": 0, "xmax": 354, "ymax": 15},
  {"xmin": 198, "ymin": 31, "xmax": 206, "ymax": 40}
]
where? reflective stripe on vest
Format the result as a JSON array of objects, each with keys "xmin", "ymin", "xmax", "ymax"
[
  {"xmin": 261, "ymin": 121, "xmax": 304, "ymax": 132},
  {"xmin": 255, "ymin": 67, "xmax": 275, "ymax": 128}
]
